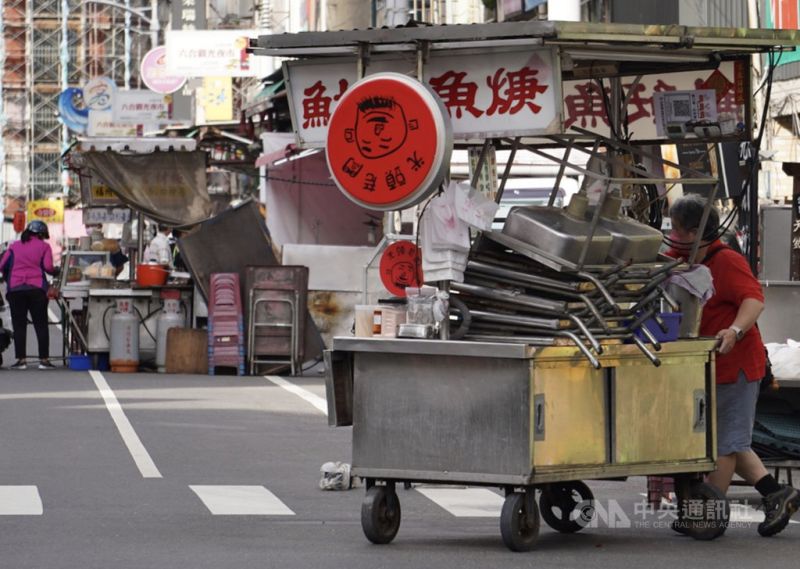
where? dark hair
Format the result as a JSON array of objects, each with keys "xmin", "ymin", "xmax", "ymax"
[
  {"xmin": 669, "ymin": 194, "xmax": 720, "ymax": 241},
  {"xmin": 21, "ymin": 229, "xmax": 33, "ymax": 243}
]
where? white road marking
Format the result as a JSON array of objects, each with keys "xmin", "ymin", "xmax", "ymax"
[
  {"xmin": 190, "ymin": 485, "xmax": 295, "ymax": 516},
  {"xmin": 263, "ymin": 375, "xmax": 328, "ymax": 415},
  {"xmin": 0, "ymin": 486, "xmax": 43, "ymax": 515},
  {"xmin": 88, "ymin": 370, "xmax": 162, "ymax": 479},
  {"xmin": 416, "ymin": 487, "xmax": 504, "ymax": 517},
  {"xmin": 47, "ymin": 306, "xmax": 62, "ymax": 332}
]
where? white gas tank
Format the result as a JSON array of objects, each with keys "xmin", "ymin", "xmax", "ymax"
[
  {"xmin": 156, "ymin": 299, "xmax": 184, "ymax": 373},
  {"xmin": 110, "ymin": 298, "xmax": 139, "ymax": 373}
]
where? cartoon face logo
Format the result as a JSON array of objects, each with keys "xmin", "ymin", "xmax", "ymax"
[
  {"xmin": 391, "ymin": 261, "xmax": 417, "ymax": 288},
  {"xmin": 355, "ymin": 96, "xmax": 407, "ymax": 159}
]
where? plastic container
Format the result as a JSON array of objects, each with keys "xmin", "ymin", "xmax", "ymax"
[
  {"xmin": 68, "ymin": 354, "xmax": 92, "ymax": 371},
  {"xmin": 136, "ymin": 263, "xmax": 169, "ymax": 286},
  {"xmin": 354, "ymin": 305, "xmax": 376, "ymax": 337},
  {"xmin": 635, "ymin": 312, "xmax": 682, "ymax": 343}
]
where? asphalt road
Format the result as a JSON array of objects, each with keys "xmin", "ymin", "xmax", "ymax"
[{"xmin": 1, "ymin": 367, "xmax": 799, "ymax": 569}]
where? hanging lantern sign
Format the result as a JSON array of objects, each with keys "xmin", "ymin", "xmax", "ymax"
[
  {"xmin": 378, "ymin": 240, "xmax": 424, "ymax": 297},
  {"xmin": 326, "ymin": 72, "xmax": 452, "ymax": 211}
]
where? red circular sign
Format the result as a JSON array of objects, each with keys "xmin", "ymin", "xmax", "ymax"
[
  {"xmin": 326, "ymin": 73, "xmax": 451, "ymax": 211},
  {"xmin": 379, "ymin": 240, "xmax": 424, "ymax": 297}
]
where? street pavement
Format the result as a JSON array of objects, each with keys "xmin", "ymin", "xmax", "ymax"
[{"xmin": 1, "ymin": 366, "xmax": 799, "ymax": 569}]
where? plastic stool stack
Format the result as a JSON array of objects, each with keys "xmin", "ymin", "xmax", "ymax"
[{"xmin": 208, "ymin": 273, "xmax": 245, "ymax": 376}]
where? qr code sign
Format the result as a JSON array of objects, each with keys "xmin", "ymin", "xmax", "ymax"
[{"xmin": 670, "ymin": 99, "xmax": 692, "ymax": 120}]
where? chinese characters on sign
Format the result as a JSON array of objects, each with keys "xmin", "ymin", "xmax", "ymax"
[
  {"xmin": 562, "ymin": 60, "xmax": 747, "ymax": 140},
  {"xmin": 172, "ymin": 0, "xmax": 206, "ymax": 31},
  {"xmin": 286, "ymin": 48, "xmax": 560, "ymax": 146},
  {"xmin": 326, "ymin": 73, "xmax": 451, "ymax": 211},
  {"xmin": 379, "ymin": 240, "xmax": 424, "ymax": 297},
  {"xmin": 792, "ymin": 188, "xmax": 800, "ymax": 281},
  {"xmin": 286, "ymin": 53, "xmax": 747, "ymax": 146}
]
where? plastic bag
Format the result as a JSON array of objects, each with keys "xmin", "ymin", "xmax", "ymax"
[
  {"xmin": 454, "ymin": 181, "xmax": 499, "ymax": 231},
  {"xmin": 319, "ymin": 461, "xmax": 358, "ymax": 491},
  {"xmin": 766, "ymin": 340, "xmax": 800, "ymax": 379},
  {"xmin": 421, "ymin": 183, "xmax": 470, "ymax": 252}
]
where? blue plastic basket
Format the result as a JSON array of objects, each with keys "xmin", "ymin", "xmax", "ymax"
[
  {"xmin": 635, "ymin": 312, "xmax": 682, "ymax": 343},
  {"xmin": 68, "ymin": 355, "xmax": 92, "ymax": 371}
]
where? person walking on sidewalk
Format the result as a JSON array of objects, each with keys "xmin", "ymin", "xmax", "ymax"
[
  {"xmin": 669, "ymin": 194, "xmax": 800, "ymax": 537},
  {"xmin": 0, "ymin": 221, "xmax": 58, "ymax": 370}
]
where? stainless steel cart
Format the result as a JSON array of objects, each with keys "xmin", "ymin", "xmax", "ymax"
[{"xmin": 325, "ymin": 337, "xmax": 728, "ymax": 551}]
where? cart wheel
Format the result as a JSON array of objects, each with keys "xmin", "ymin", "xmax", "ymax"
[
  {"xmin": 679, "ymin": 482, "xmax": 729, "ymax": 541},
  {"xmin": 539, "ymin": 481, "xmax": 595, "ymax": 533},
  {"xmin": 361, "ymin": 485, "xmax": 401, "ymax": 545},
  {"xmin": 500, "ymin": 491, "xmax": 540, "ymax": 552}
]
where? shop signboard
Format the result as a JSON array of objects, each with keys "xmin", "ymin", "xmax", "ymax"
[
  {"xmin": 379, "ymin": 240, "xmax": 424, "ymax": 297},
  {"xmin": 285, "ymin": 47, "xmax": 561, "ymax": 147},
  {"xmin": 198, "ymin": 77, "xmax": 233, "ymax": 122},
  {"xmin": 82, "ymin": 207, "xmax": 132, "ymax": 225},
  {"xmin": 164, "ymin": 30, "xmax": 271, "ymax": 77},
  {"xmin": 141, "ymin": 47, "xmax": 187, "ymax": 94},
  {"xmin": 793, "ymin": 181, "xmax": 800, "ymax": 281},
  {"xmin": 112, "ymin": 90, "xmax": 170, "ymax": 124},
  {"xmin": 83, "ymin": 76, "xmax": 116, "ymax": 111},
  {"xmin": 562, "ymin": 60, "xmax": 749, "ymax": 141},
  {"xmin": 27, "ymin": 198, "xmax": 64, "ymax": 224},
  {"xmin": 88, "ymin": 111, "xmax": 140, "ymax": 137},
  {"xmin": 325, "ymin": 73, "xmax": 452, "ymax": 211}
]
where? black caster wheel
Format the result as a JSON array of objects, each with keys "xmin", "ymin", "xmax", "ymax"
[
  {"xmin": 539, "ymin": 481, "xmax": 595, "ymax": 533},
  {"xmin": 361, "ymin": 484, "xmax": 401, "ymax": 544},
  {"xmin": 500, "ymin": 491, "xmax": 540, "ymax": 552},
  {"xmin": 677, "ymin": 481, "xmax": 729, "ymax": 541}
]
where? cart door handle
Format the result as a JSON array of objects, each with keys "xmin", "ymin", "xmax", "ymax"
[
  {"xmin": 693, "ymin": 390, "xmax": 706, "ymax": 432},
  {"xmin": 534, "ymin": 394, "xmax": 545, "ymax": 440}
]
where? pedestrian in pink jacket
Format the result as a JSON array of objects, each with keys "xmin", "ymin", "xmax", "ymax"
[{"xmin": 0, "ymin": 221, "xmax": 58, "ymax": 370}]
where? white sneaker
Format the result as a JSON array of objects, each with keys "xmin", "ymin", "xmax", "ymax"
[{"xmin": 9, "ymin": 360, "xmax": 27, "ymax": 370}]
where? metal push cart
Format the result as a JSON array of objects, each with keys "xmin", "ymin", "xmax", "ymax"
[
  {"xmin": 326, "ymin": 336, "xmax": 725, "ymax": 550},
  {"xmin": 251, "ymin": 20, "xmax": 800, "ymax": 551}
]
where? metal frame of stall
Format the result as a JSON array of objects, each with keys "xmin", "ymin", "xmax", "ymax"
[{"xmin": 251, "ymin": 21, "xmax": 800, "ymax": 551}]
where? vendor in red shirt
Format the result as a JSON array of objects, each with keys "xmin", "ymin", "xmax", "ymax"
[{"xmin": 669, "ymin": 195, "xmax": 799, "ymax": 537}]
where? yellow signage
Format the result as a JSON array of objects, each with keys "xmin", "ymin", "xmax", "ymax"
[
  {"xmin": 91, "ymin": 184, "xmax": 117, "ymax": 201},
  {"xmin": 200, "ymin": 76, "xmax": 233, "ymax": 122},
  {"xmin": 27, "ymin": 198, "xmax": 65, "ymax": 223}
]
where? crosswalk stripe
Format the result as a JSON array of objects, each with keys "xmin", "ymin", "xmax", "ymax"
[
  {"xmin": 263, "ymin": 375, "xmax": 328, "ymax": 415},
  {"xmin": 190, "ymin": 485, "xmax": 296, "ymax": 516},
  {"xmin": 89, "ymin": 370, "xmax": 162, "ymax": 478},
  {"xmin": 0, "ymin": 486, "xmax": 43, "ymax": 515},
  {"xmin": 415, "ymin": 487, "xmax": 504, "ymax": 517}
]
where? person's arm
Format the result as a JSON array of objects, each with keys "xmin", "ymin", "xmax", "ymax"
[
  {"xmin": 715, "ymin": 297, "xmax": 764, "ymax": 355},
  {"xmin": 43, "ymin": 244, "xmax": 56, "ymax": 275},
  {"xmin": 0, "ymin": 247, "xmax": 9, "ymax": 277}
]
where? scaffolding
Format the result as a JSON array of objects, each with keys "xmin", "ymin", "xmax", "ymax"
[{"xmin": 1, "ymin": 0, "xmax": 152, "ymax": 212}]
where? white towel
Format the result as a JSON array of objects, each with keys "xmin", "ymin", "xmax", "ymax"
[{"xmin": 665, "ymin": 264, "xmax": 715, "ymax": 304}]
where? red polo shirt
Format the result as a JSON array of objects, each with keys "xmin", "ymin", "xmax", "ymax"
[{"xmin": 699, "ymin": 241, "xmax": 766, "ymax": 384}]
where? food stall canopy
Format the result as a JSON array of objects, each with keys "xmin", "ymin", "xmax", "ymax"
[
  {"xmin": 251, "ymin": 20, "xmax": 800, "ymax": 59},
  {"xmin": 249, "ymin": 21, "xmax": 800, "ymax": 148},
  {"xmin": 76, "ymin": 150, "xmax": 213, "ymax": 227}
]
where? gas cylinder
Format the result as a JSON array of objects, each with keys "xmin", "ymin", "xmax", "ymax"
[
  {"xmin": 156, "ymin": 299, "xmax": 184, "ymax": 372},
  {"xmin": 110, "ymin": 299, "xmax": 139, "ymax": 373}
]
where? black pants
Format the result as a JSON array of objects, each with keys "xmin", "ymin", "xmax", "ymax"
[{"xmin": 7, "ymin": 288, "xmax": 49, "ymax": 360}]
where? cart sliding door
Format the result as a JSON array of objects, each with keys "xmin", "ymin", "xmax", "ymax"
[{"xmin": 531, "ymin": 362, "xmax": 608, "ymax": 468}]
